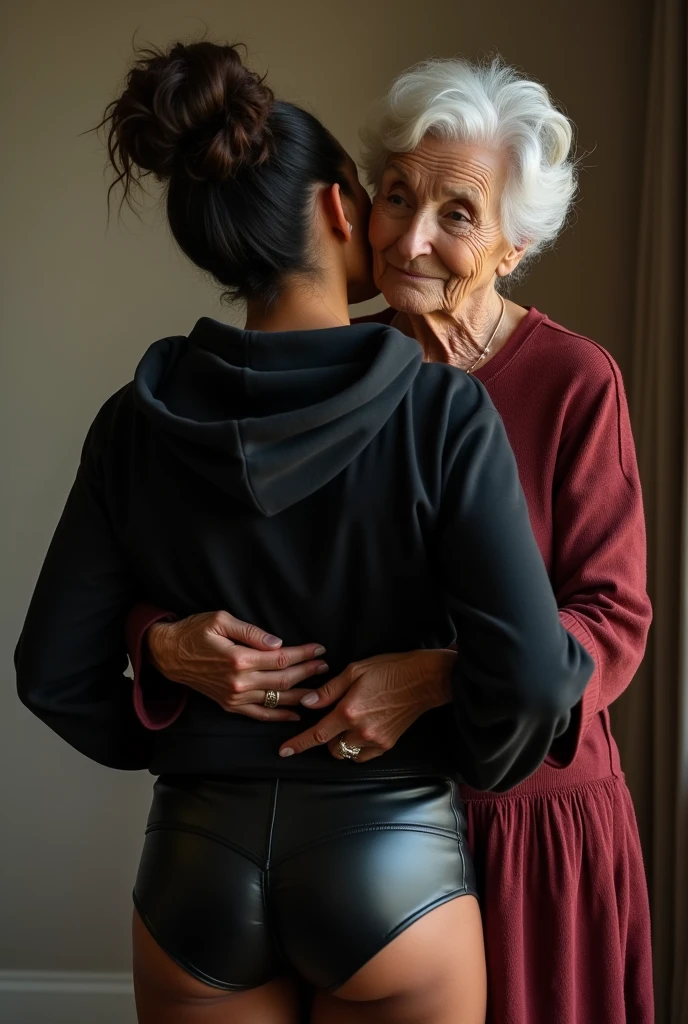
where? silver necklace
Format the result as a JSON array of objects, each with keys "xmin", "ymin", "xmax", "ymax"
[{"xmin": 465, "ymin": 295, "xmax": 506, "ymax": 374}]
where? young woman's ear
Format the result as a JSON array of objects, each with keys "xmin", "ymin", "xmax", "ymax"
[{"xmin": 323, "ymin": 183, "xmax": 354, "ymax": 241}]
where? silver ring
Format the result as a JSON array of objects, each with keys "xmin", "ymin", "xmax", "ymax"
[
  {"xmin": 263, "ymin": 690, "xmax": 280, "ymax": 709},
  {"xmin": 337, "ymin": 737, "xmax": 362, "ymax": 761}
]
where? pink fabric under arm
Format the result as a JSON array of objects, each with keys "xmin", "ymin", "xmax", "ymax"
[{"xmin": 126, "ymin": 604, "xmax": 187, "ymax": 730}]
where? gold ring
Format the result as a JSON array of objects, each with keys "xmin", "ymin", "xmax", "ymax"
[
  {"xmin": 264, "ymin": 690, "xmax": 280, "ymax": 709},
  {"xmin": 337, "ymin": 737, "xmax": 362, "ymax": 761}
]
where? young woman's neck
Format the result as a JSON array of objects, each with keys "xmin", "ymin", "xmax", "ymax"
[{"xmin": 245, "ymin": 275, "xmax": 350, "ymax": 333}]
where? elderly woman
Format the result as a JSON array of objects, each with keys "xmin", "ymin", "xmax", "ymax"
[{"xmin": 134, "ymin": 60, "xmax": 654, "ymax": 1024}]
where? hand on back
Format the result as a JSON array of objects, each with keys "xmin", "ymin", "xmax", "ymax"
[
  {"xmin": 280, "ymin": 649, "xmax": 456, "ymax": 762},
  {"xmin": 147, "ymin": 611, "xmax": 329, "ymax": 723},
  {"xmin": 147, "ymin": 611, "xmax": 455, "ymax": 756}
]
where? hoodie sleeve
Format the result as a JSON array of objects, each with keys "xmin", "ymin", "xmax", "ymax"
[
  {"xmin": 436, "ymin": 399, "xmax": 594, "ymax": 793},
  {"xmin": 15, "ymin": 424, "xmax": 152, "ymax": 770}
]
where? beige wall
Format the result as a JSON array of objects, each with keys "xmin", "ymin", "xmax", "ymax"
[{"xmin": 2, "ymin": 0, "xmax": 651, "ymax": 972}]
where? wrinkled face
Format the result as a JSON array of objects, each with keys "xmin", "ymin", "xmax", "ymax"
[
  {"xmin": 341, "ymin": 156, "xmax": 378, "ymax": 304},
  {"xmin": 368, "ymin": 136, "xmax": 517, "ymax": 315}
]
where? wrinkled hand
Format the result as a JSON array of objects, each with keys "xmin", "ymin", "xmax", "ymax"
[
  {"xmin": 147, "ymin": 611, "xmax": 329, "ymax": 722},
  {"xmin": 279, "ymin": 649, "xmax": 456, "ymax": 762}
]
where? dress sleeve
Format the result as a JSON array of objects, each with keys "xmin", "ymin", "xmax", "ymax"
[
  {"xmin": 15, "ymin": 426, "xmax": 151, "ymax": 770},
  {"xmin": 436, "ymin": 395, "xmax": 594, "ymax": 792},
  {"xmin": 546, "ymin": 351, "xmax": 652, "ymax": 766},
  {"xmin": 126, "ymin": 605, "xmax": 187, "ymax": 730}
]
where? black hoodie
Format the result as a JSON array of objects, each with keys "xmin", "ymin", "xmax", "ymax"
[{"xmin": 16, "ymin": 318, "xmax": 593, "ymax": 791}]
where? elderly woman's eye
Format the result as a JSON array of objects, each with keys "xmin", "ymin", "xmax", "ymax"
[
  {"xmin": 386, "ymin": 193, "xmax": 406, "ymax": 206},
  {"xmin": 448, "ymin": 210, "xmax": 470, "ymax": 223}
]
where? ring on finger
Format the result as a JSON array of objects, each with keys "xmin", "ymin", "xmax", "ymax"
[
  {"xmin": 263, "ymin": 690, "xmax": 280, "ymax": 709},
  {"xmin": 337, "ymin": 737, "xmax": 362, "ymax": 761}
]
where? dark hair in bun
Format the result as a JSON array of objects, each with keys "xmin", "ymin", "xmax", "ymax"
[{"xmin": 100, "ymin": 40, "xmax": 353, "ymax": 304}]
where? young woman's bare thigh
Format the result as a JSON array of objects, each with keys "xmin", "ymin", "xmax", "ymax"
[
  {"xmin": 311, "ymin": 896, "xmax": 486, "ymax": 1024},
  {"xmin": 132, "ymin": 909, "xmax": 303, "ymax": 1024}
]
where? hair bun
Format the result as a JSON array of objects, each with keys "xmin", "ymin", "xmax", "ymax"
[{"xmin": 104, "ymin": 41, "xmax": 274, "ymax": 186}]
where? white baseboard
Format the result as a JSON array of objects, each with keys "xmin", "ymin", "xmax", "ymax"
[{"xmin": 0, "ymin": 971, "xmax": 136, "ymax": 1024}]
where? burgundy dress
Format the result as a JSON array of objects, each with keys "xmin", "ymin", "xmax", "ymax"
[
  {"xmin": 127, "ymin": 307, "xmax": 654, "ymax": 1024},
  {"xmin": 462, "ymin": 309, "xmax": 653, "ymax": 1024}
]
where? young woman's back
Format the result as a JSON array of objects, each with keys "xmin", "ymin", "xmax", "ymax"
[{"xmin": 21, "ymin": 310, "xmax": 589, "ymax": 786}]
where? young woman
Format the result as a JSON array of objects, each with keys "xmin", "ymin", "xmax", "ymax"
[{"xmin": 15, "ymin": 41, "xmax": 592, "ymax": 1024}]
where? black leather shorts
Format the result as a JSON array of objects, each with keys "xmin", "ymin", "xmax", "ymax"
[{"xmin": 133, "ymin": 774, "xmax": 477, "ymax": 992}]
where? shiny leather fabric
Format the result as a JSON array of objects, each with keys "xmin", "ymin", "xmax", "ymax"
[{"xmin": 133, "ymin": 774, "xmax": 477, "ymax": 992}]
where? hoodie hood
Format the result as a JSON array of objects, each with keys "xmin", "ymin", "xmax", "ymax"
[{"xmin": 132, "ymin": 317, "xmax": 423, "ymax": 516}]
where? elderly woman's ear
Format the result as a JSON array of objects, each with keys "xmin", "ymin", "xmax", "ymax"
[{"xmin": 496, "ymin": 242, "xmax": 530, "ymax": 281}]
